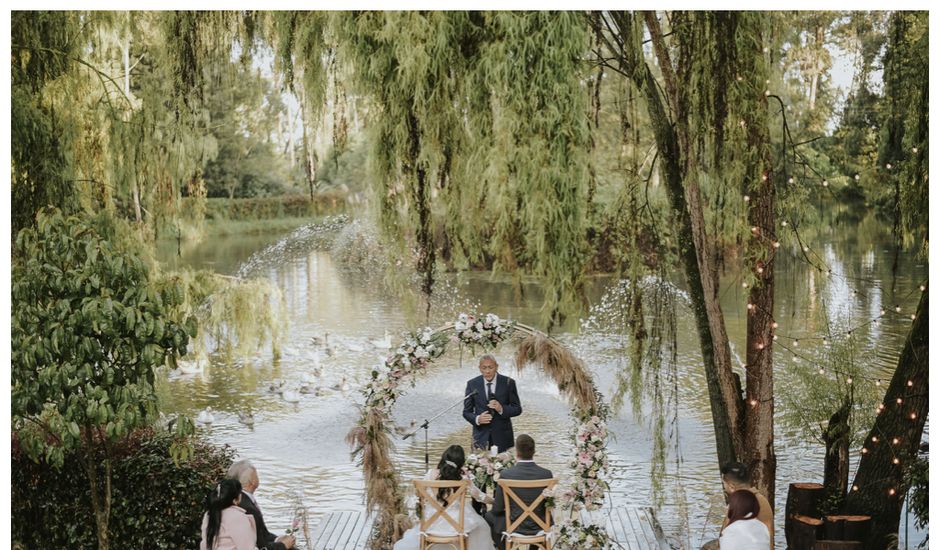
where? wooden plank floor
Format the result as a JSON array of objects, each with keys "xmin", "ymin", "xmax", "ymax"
[
  {"xmin": 309, "ymin": 506, "xmax": 669, "ymax": 549},
  {"xmin": 581, "ymin": 506, "xmax": 671, "ymax": 550},
  {"xmin": 309, "ymin": 511, "xmax": 373, "ymax": 550}
]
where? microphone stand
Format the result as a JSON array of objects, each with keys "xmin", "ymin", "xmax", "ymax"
[{"xmin": 403, "ymin": 390, "xmax": 476, "ymax": 471}]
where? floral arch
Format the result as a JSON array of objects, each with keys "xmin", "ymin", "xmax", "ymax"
[{"xmin": 345, "ymin": 314, "xmax": 612, "ymax": 548}]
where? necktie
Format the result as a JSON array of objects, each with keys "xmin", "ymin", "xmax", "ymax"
[{"xmin": 487, "ymin": 381, "xmax": 493, "ymax": 401}]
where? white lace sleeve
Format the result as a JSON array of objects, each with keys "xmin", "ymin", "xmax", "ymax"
[{"xmin": 423, "ymin": 468, "xmax": 440, "ymax": 480}]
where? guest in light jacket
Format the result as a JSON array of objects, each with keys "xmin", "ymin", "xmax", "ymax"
[{"xmin": 200, "ymin": 478, "xmax": 258, "ymax": 550}]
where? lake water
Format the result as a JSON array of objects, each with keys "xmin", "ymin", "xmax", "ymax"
[{"xmin": 156, "ymin": 209, "xmax": 927, "ymax": 548}]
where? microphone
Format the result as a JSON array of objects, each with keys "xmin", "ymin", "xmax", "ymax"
[{"xmin": 465, "ymin": 389, "xmax": 478, "ymax": 400}]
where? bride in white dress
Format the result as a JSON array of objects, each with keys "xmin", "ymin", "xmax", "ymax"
[{"xmin": 394, "ymin": 445, "xmax": 496, "ymax": 550}]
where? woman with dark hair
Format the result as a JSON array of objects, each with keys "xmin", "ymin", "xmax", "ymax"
[
  {"xmin": 718, "ymin": 489, "xmax": 771, "ymax": 549},
  {"xmin": 200, "ymin": 478, "xmax": 257, "ymax": 550},
  {"xmin": 394, "ymin": 445, "xmax": 496, "ymax": 550}
]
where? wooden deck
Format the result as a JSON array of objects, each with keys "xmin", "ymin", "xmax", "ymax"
[{"xmin": 308, "ymin": 506, "xmax": 670, "ymax": 549}]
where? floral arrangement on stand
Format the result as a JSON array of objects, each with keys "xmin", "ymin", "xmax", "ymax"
[
  {"xmin": 453, "ymin": 313, "xmax": 516, "ymax": 348},
  {"xmin": 464, "ymin": 448, "xmax": 517, "ymax": 492}
]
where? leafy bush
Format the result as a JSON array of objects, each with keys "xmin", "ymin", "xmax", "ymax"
[
  {"xmin": 12, "ymin": 428, "xmax": 235, "ymax": 549},
  {"xmin": 201, "ymin": 193, "xmax": 348, "ymax": 221}
]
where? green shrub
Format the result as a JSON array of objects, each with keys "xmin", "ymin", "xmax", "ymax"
[
  {"xmin": 201, "ymin": 193, "xmax": 349, "ymax": 221},
  {"xmin": 12, "ymin": 427, "xmax": 235, "ymax": 549}
]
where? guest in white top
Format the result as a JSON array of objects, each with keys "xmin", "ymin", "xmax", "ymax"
[
  {"xmin": 394, "ymin": 445, "xmax": 496, "ymax": 550},
  {"xmin": 200, "ymin": 478, "xmax": 257, "ymax": 550},
  {"xmin": 719, "ymin": 489, "xmax": 771, "ymax": 550}
]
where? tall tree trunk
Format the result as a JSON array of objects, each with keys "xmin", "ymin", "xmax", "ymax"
[
  {"xmin": 823, "ymin": 399, "xmax": 852, "ymax": 505},
  {"xmin": 82, "ymin": 430, "xmax": 111, "ymax": 550},
  {"xmin": 123, "ymin": 36, "xmax": 142, "ymax": 224},
  {"xmin": 638, "ymin": 11, "xmax": 745, "ymax": 468},
  {"xmin": 600, "ymin": 11, "xmax": 741, "ymax": 469},
  {"xmin": 742, "ymin": 41, "xmax": 778, "ymax": 502},
  {"xmin": 842, "ymin": 287, "xmax": 928, "ymax": 549}
]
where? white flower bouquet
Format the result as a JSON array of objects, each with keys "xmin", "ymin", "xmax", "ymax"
[{"xmin": 463, "ymin": 451, "xmax": 516, "ymax": 491}]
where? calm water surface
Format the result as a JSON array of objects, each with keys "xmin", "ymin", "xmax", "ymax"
[{"xmin": 157, "ymin": 211, "xmax": 927, "ymax": 548}]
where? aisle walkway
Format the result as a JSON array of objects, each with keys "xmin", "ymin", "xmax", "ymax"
[{"xmin": 309, "ymin": 506, "xmax": 671, "ymax": 549}]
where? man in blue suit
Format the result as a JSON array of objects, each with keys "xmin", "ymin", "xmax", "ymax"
[{"xmin": 462, "ymin": 354, "xmax": 522, "ymax": 452}]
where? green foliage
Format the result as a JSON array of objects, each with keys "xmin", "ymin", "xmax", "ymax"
[
  {"xmin": 157, "ymin": 268, "xmax": 287, "ymax": 358},
  {"xmin": 778, "ymin": 331, "xmax": 879, "ymax": 448},
  {"xmin": 12, "ymin": 427, "xmax": 235, "ymax": 550},
  {"xmin": 12, "ymin": 209, "xmax": 194, "ymax": 466},
  {"xmin": 202, "ymin": 59, "xmax": 296, "ymax": 199},
  {"xmin": 202, "ymin": 194, "xmax": 348, "ymax": 221},
  {"xmin": 905, "ymin": 449, "xmax": 928, "ymax": 536}
]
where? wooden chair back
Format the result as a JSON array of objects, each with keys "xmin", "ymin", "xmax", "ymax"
[
  {"xmin": 497, "ymin": 477, "xmax": 558, "ymax": 546},
  {"xmin": 413, "ymin": 479, "xmax": 469, "ymax": 549}
]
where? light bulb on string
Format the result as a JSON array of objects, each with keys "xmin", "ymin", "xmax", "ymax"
[
  {"xmin": 893, "ymin": 458, "xmax": 901, "ymax": 464},
  {"xmin": 913, "ymin": 147, "xmax": 919, "ymax": 153},
  {"xmin": 781, "ymin": 220, "xmax": 788, "ymax": 227},
  {"xmin": 889, "ymin": 488, "xmax": 896, "ymax": 496},
  {"xmin": 910, "ymin": 412, "xmax": 917, "ymax": 420},
  {"xmin": 803, "ymin": 246, "xmax": 809, "ymax": 252},
  {"xmin": 854, "ymin": 174, "xmax": 860, "ymax": 181},
  {"xmin": 872, "ymin": 436, "xmax": 879, "ymax": 443},
  {"xmin": 793, "ymin": 339, "xmax": 799, "ymax": 347},
  {"xmin": 886, "ymin": 163, "xmax": 892, "ymax": 170},
  {"xmin": 847, "ymin": 377, "xmax": 853, "ymax": 384},
  {"xmin": 880, "ymin": 309, "xmax": 886, "ymax": 316},
  {"xmin": 744, "ymin": 195, "xmax": 750, "ymax": 202},
  {"xmin": 920, "ymin": 285, "xmax": 926, "ymax": 291},
  {"xmin": 852, "ymin": 485, "xmax": 859, "ymax": 492},
  {"xmin": 742, "ymin": 282, "xmax": 749, "ymax": 288},
  {"xmin": 772, "ymin": 322, "xmax": 778, "ymax": 329},
  {"xmin": 788, "ymin": 177, "xmax": 794, "ymax": 184},
  {"xmin": 911, "ymin": 314, "xmax": 916, "ymax": 321},
  {"xmin": 773, "ymin": 241, "xmax": 780, "ymax": 248},
  {"xmin": 896, "ymin": 397, "xmax": 903, "ymax": 405},
  {"xmin": 892, "ymin": 438, "xmax": 899, "ymax": 445},
  {"xmin": 822, "ymin": 179, "xmax": 829, "ymax": 187},
  {"xmin": 907, "ymin": 380, "xmax": 913, "ymax": 387},
  {"xmin": 895, "ymin": 305, "xmax": 902, "ymax": 313},
  {"xmin": 818, "ymin": 367, "xmax": 825, "ymax": 375},
  {"xmin": 861, "ymin": 447, "xmax": 868, "ymax": 454}
]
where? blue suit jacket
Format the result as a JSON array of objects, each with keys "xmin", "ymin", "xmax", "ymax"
[{"xmin": 462, "ymin": 373, "xmax": 522, "ymax": 452}]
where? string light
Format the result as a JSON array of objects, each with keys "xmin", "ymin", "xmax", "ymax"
[
  {"xmin": 893, "ymin": 458, "xmax": 901, "ymax": 465},
  {"xmin": 751, "ymin": 226, "xmax": 760, "ymax": 234},
  {"xmin": 742, "ymin": 282, "xmax": 749, "ymax": 288},
  {"xmin": 793, "ymin": 339, "xmax": 799, "ymax": 346},
  {"xmin": 896, "ymin": 397, "xmax": 903, "ymax": 405},
  {"xmin": 910, "ymin": 412, "xmax": 917, "ymax": 420},
  {"xmin": 910, "ymin": 314, "xmax": 916, "ymax": 320},
  {"xmin": 803, "ymin": 246, "xmax": 810, "ymax": 252},
  {"xmin": 762, "ymin": 173, "xmax": 769, "ymax": 182},
  {"xmin": 895, "ymin": 305, "xmax": 902, "ymax": 313},
  {"xmin": 892, "ymin": 438, "xmax": 899, "ymax": 445},
  {"xmin": 889, "ymin": 488, "xmax": 896, "ymax": 496},
  {"xmin": 764, "ymin": 90, "xmax": 771, "ymax": 97},
  {"xmin": 886, "ymin": 163, "xmax": 893, "ymax": 170},
  {"xmin": 822, "ymin": 179, "xmax": 829, "ymax": 187},
  {"xmin": 744, "ymin": 195, "xmax": 751, "ymax": 202},
  {"xmin": 818, "ymin": 367, "xmax": 825, "ymax": 375},
  {"xmin": 852, "ymin": 485, "xmax": 859, "ymax": 492},
  {"xmin": 912, "ymin": 147, "xmax": 918, "ymax": 153},
  {"xmin": 920, "ymin": 285, "xmax": 926, "ymax": 291},
  {"xmin": 781, "ymin": 220, "xmax": 788, "ymax": 227},
  {"xmin": 788, "ymin": 177, "xmax": 794, "ymax": 184},
  {"xmin": 847, "ymin": 377, "xmax": 853, "ymax": 384},
  {"xmin": 756, "ymin": 266, "xmax": 764, "ymax": 274},
  {"xmin": 747, "ymin": 303, "xmax": 754, "ymax": 310},
  {"xmin": 907, "ymin": 380, "xmax": 913, "ymax": 387},
  {"xmin": 854, "ymin": 174, "xmax": 860, "ymax": 181},
  {"xmin": 757, "ymin": 343, "xmax": 765, "ymax": 350},
  {"xmin": 876, "ymin": 380, "xmax": 882, "ymax": 386},
  {"xmin": 773, "ymin": 241, "xmax": 780, "ymax": 248},
  {"xmin": 750, "ymin": 399, "xmax": 758, "ymax": 406},
  {"xmin": 861, "ymin": 447, "xmax": 868, "ymax": 454},
  {"xmin": 871, "ymin": 436, "xmax": 879, "ymax": 443}
]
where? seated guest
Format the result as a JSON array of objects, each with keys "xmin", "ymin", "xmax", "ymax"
[
  {"xmin": 484, "ymin": 434, "xmax": 553, "ymax": 547},
  {"xmin": 200, "ymin": 478, "xmax": 257, "ymax": 550},
  {"xmin": 701, "ymin": 462, "xmax": 775, "ymax": 550},
  {"xmin": 719, "ymin": 490, "xmax": 771, "ymax": 549},
  {"xmin": 394, "ymin": 445, "xmax": 496, "ymax": 550},
  {"xmin": 227, "ymin": 459, "xmax": 296, "ymax": 550}
]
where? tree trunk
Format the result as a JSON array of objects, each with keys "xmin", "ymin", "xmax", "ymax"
[
  {"xmin": 823, "ymin": 399, "xmax": 851, "ymax": 504},
  {"xmin": 635, "ymin": 11, "xmax": 743, "ymax": 469},
  {"xmin": 842, "ymin": 287, "xmax": 928, "ymax": 549},
  {"xmin": 82, "ymin": 431, "xmax": 111, "ymax": 550}
]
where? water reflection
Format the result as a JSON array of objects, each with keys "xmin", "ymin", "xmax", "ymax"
[{"xmin": 156, "ymin": 211, "xmax": 927, "ymax": 548}]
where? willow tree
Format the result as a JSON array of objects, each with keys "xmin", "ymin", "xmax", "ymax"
[
  {"xmin": 289, "ymin": 12, "xmax": 592, "ymax": 326},
  {"xmin": 586, "ymin": 11, "xmax": 783, "ymax": 500}
]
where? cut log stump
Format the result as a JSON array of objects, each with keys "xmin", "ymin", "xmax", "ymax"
[
  {"xmin": 790, "ymin": 515, "xmax": 823, "ymax": 550},
  {"xmin": 785, "ymin": 483, "xmax": 825, "ymax": 547},
  {"xmin": 824, "ymin": 515, "xmax": 872, "ymax": 542}
]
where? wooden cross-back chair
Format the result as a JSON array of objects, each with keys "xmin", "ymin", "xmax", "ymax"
[
  {"xmin": 412, "ymin": 479, "xmax": 470, "ymax": 550},
  {"xmin": 497, "ymin": 478, "xmax": 558, "ymax": 550}
]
